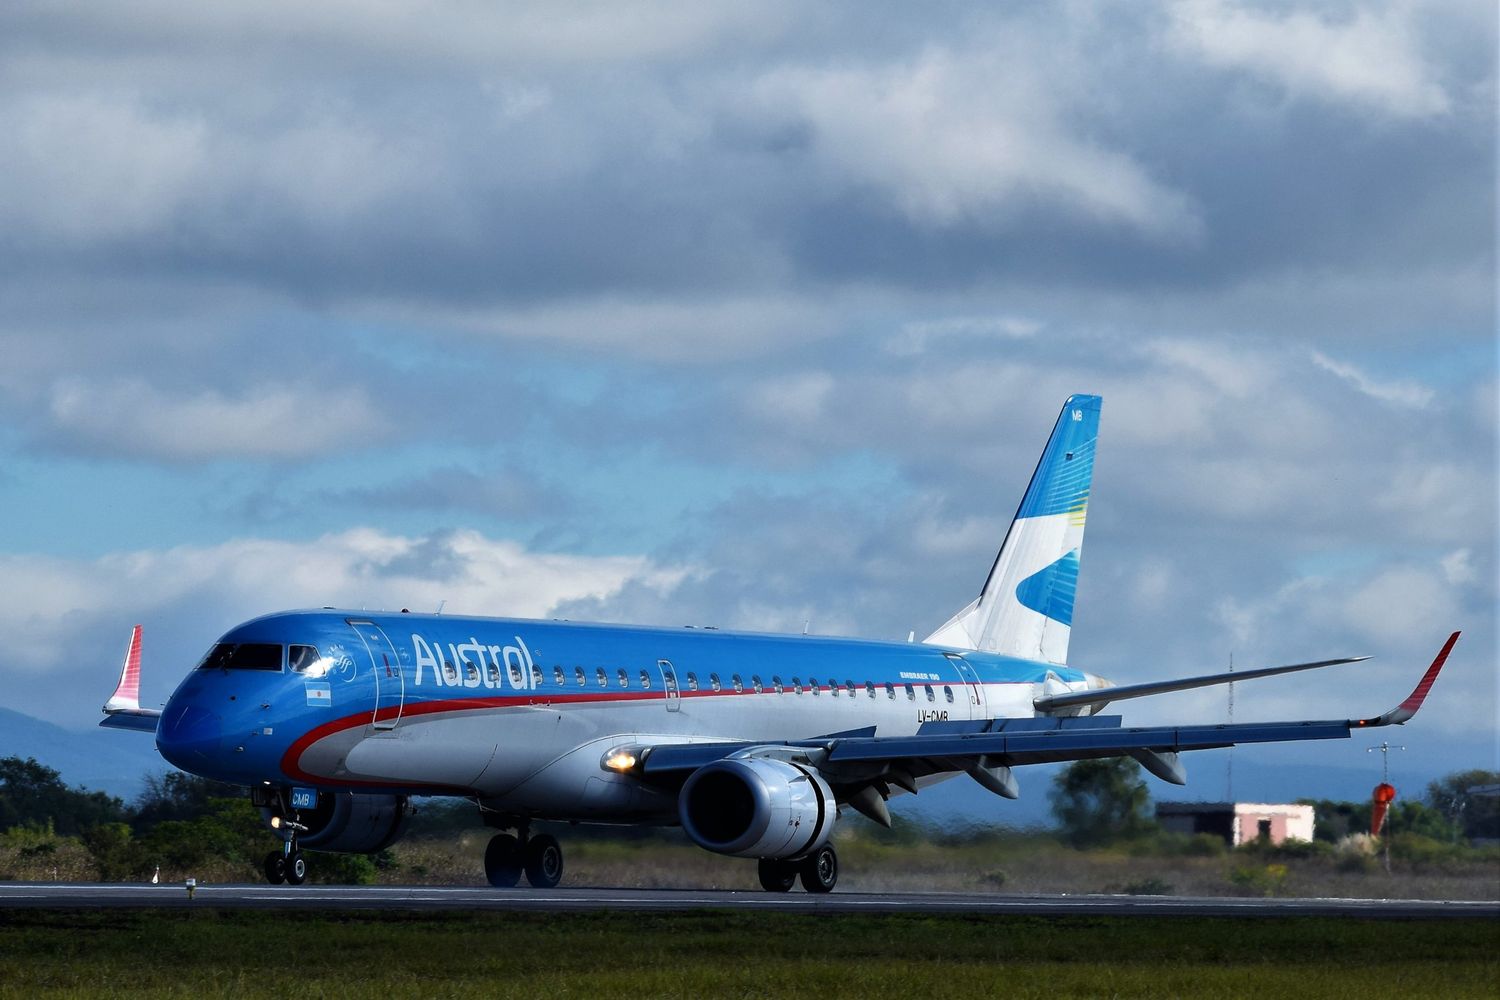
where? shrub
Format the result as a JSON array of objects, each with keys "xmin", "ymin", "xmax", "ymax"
[{"xmin": 1228, "ymin": 863, "xmax": 1289, "ymax": 897}]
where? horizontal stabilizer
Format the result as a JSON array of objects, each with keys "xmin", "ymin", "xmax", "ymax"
[{"xmin": 1033, "ymin": 654, "xmax": 1370, "ymax": 712}]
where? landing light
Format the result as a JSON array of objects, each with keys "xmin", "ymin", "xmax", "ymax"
[
  {"xmin": 269, "ymin": 816, "xmax": 281, "ymax": 829},
  {"xmin": 603, "ymin": 750, "xmax": 638, "ymax": 773}
]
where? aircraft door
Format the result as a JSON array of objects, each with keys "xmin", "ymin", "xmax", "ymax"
[
  {"xmin": 945, "ymin": 653, "xmax": 987, "ymax": 718},
  {"xmin": 657, "ymin": 659, "xmax": 681, "ymax": 712},
  {"xmin": 348, "ymin": 620, "xmax": 405, "ymax": 730}
]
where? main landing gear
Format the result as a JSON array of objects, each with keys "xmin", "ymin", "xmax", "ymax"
[
  {"xmin": 757, "ymin": 843, "xmax": 838, "ymax": 894},
  {"xmin": 484, "ymin": 826, "xmax": 565, "ymax": 889}
]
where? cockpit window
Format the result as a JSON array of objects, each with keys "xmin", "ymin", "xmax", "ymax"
[
  {"xmin": 288, "ymin": 645, "xmax": 325, "ymax": 676},
  {"xmin": 197, "ymin": 643, "xmax": 283, "ymax": 672}
]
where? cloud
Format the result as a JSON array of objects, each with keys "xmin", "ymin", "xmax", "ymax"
[
  {"xmin": 0, "ymin": 527, "xmax": 688, "ymax": 721},
  {"xmin": 1169, "ymin": 0, "xmax": 1451, "ymax": 119},
  {"xmin": 752, "ymin": 47, "xmax": 1202, "ymax": 238},
  {"xmin": 1310, "ymin": 350, "xmax": 1434, "ymax": 409},
  {"xmin": 884, "ymin": 315, "xmax": 1041, "ymax": 357},
  {"xmin": 44, "ymin": 377, "xmax": 388, "ymax": 461}
]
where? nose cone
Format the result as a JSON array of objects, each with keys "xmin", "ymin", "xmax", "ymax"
[{"xmin": 156, "ymin": 701, "xmax": 222, "ymax": 771}]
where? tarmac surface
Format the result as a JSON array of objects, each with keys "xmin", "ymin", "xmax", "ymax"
[{"xmin": 1, "ymin": 883, "xmax": 1495, "ymax": 918}]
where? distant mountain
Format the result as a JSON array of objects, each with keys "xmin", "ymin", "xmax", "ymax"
[{"xmin": 0, "ymin": 708, "xmax": 167, "ymax": 801}]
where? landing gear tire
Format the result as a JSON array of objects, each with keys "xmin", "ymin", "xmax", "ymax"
[
  {"xmin": 264, "ymin": 851, "xmax": 286, "ymax": 885},
  {"xmin": 799, "ymin": 844, "xmax": 837, "ymax": 894},
  {"xmin": 757, "ymin": 859, "xmax": 798, "ymax": 892},
  {"xmin": 285, "ymin": 850, "xmax": 308, "ymax": 886},
  {"xmin": 485, "ymin": 833, "xmax": 523, "ymax": 888},
  {"xmin": 524, "ymin": 834, "xmax": 564, "ymax": 888}
]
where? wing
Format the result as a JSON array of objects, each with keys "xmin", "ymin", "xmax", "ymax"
[
  {"xmin": 100, "ymin": 624, "xmax": 161, "ymax": 734},
  {"xmin": 624, "ymin": 633, "xmax": 1459, "ymax": 819}
]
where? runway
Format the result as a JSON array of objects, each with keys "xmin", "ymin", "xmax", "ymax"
[{"xmin": 1, "ymin": 883, "xmax": 1494, "ymax": 918}]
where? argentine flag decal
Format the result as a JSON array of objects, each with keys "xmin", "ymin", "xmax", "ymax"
[{"xmin": 305, "ymin": 682, "xmax": 332, "ymax": 707}]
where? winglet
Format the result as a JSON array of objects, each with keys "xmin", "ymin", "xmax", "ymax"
[
  {"xmin": 104, "ymin": 625, "xmax": 143, "ymax": 713},
  {"xmin": 1355, "ymin": 631, "xmax": 1459, "ymax": 728}
]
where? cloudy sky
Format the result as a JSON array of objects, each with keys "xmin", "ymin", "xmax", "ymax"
[{"xmin": 1, "ymin": 1, "xmax": 1494, "ymax": 794}]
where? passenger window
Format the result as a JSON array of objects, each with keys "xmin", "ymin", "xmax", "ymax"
[
  {"xmin": 509, "ymin": 661, "xmax": 524, "ymax": 685},
  {"xmin": 488, "ymin": 661, "xmax": 501, "ymax": 684},
  {"xmin": 772, "ymin": 675, "xmax": 782, "ymax": 693},
  {"xmin": 596, "ymin": 668, "xmax": 607, "ymax": 688},
  {"xmin": 465, "ymin": 660, "xmax": 479, "ymax": 682},
  {"xmin": 686, "ymin": 672, "xmax": 699, "ymax": 692},
  {"xmin": 444, "ymin": 660, "xmax": 458, "ymax": 683},
  {"xmin": 732, "ymin": 674, "xmax": 743, "ymax": 693},
  {"xmin": 924, "ymin": 684, "xmax": 935, "ymax": 702},
  {"xmin": 809, "ymin": 677, "xmax": 820, "ymax": 696},
  {"xmin": 944, "ymin": 685, "xmax": 954, "ymax": 703},
  {"xmin": 640, "ymin": 670, "xmax": 652, "ymax": 689},
  {"xmin": 710, "ymin": 673, "xmax": 722, "ymax": 692},
  {"xmin": 845, "ymin": 680, "xmax": 856, "ymax": 696},
  {"xmin": 617, "ymin": 668, "xmax": 628, "ymax": 688},
  {"xmin": 531, "ymin": 665, "xmax": 543, "ymax": 687},
  {"xmin": 575, "ymin": 666, "xmax": 586, "ymax": 687},
  {"xmin": 885, "ymin": 683, "xmax": 895, "ymax": 700},
  {"xmin": 791, "ymin": 677, "xmax": 801, "ymax": 695},
  {"xmin": 554, "ymin": 666, "xmax": 565, "ymax": 685},
  {"xmin": 865, "ymin": 681, "xmax": 876, "ymax": 698},
  {"xmin": 905, "ymin": 683, "xmax": 915, "ymax": 701},
  {"xmin": 751, "ymin": 675, "xmax": 762, "ymax": 693},
  {"xmin": 288, "ymin": 645, "xmax": 324, "ymax": 676}
]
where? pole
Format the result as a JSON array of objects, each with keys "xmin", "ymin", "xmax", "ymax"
[{"xmin": 1367, "ymin": 741, "xmax": 1406, "ymax": 875}]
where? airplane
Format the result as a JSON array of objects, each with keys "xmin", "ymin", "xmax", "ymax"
[{"xmin": 100, "ymin": 394, "xmax": 1460, "ymax": 892}]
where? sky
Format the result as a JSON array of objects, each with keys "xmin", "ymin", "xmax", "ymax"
[{"xmin": 0, "ymin": 1, "xmax": 1495, "ymax": 803}]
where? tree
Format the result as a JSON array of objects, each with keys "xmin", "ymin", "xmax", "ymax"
[
  {"xmin": 0, "ymin": 757, "xmax": 127, "ymax": 836},
  {"xmin": 1049, "ymin": 756, "xmax": 1156, "ymax": 847},
  {"xmin": 1425, "ymin": 769, "xmax": 1500, "ymax": 842},
  {"xmin": 131, "ymin": 772, "xmax": 247, "ymax": 834}
]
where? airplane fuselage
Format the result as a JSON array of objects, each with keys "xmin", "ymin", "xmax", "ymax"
[{"xmin": 156, "ymin": 609, "xmax": 1095, "ymax": 822}]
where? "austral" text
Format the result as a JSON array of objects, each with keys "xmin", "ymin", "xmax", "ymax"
[{"xmin": 409, "ymin": 634, "xmax": 536, "ymax": 689}]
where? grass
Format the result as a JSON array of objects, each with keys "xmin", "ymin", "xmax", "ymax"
[
  {"xmin": 383, "ymin": 826, "xmax": 1500, "ymax": 900},
  {"xmin": 0, "ymin": 910, "xmax": 1494, "ymax": 998}
]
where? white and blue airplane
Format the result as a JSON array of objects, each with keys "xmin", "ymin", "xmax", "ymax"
[{"xmin": 100, "ymin": 395, "xmax": 1458, "ymax": 892}]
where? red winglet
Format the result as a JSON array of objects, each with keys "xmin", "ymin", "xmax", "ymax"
[
  {"xmin": 103, "ymin": 625, "xmax": 143, "ymax": 713},
  {"xmin": 1356, "ymin": 631, "xmax": 1459, "ymax": 727}
]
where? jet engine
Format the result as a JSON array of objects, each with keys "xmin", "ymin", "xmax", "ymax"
[
  {"xmin": 286, "ymin": 791, "xmax": 412, "ymax": 853},
  {"xmin": 678, "ymin": 757, "xmax": 834, "ymax": 860}
]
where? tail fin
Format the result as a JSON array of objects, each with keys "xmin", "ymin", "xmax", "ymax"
[{"xmin": 924, "ymin": 394, "xmax": 1101, "ymax": 664}]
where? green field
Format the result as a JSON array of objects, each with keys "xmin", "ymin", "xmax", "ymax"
[{"xmin": 0, "ymin": 910, "xmax": 1494, "ymax": 999}]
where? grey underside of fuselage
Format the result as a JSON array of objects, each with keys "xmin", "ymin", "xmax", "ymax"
[{"xmin": 297, "ymin": 682, "xmax": 1037, "ymax": 822}]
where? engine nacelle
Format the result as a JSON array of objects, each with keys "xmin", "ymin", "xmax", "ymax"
[
  {"xmin": 290, "ymin": 792, "xmax": 412, "ymax": 853},
  {"xmin": 678, "ymin": 757, "xmax": 834, "ymax": 860}
]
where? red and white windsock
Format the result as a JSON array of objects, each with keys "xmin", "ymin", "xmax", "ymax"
[{"xmin": 1371, "ymin": 782, "xmax": 1397, "ymax": 836}]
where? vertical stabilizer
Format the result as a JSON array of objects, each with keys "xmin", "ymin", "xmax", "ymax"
[{"xmin": 924, "ymin": 395, "xmax": 1101, "ymax": 664}]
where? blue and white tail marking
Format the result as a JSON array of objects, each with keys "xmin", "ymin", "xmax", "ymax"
[{"xmin": 925, "ymin": 394, "xmax": 1101, "ymax": 664}]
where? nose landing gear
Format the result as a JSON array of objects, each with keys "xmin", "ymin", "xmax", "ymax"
[
  {"xmin": 263, "ymin": 844, "xmax": 308, "ymax": 885},
  {"xmin": 254, "ymin": 787, "xmax": 312, "ymax": 886},
  {"xmin": 483, "ymin": 822, "xmax": 565, "ymax": 888}
]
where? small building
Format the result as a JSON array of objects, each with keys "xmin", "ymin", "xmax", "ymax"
[{"xmin": 1155, "ymin": 802, "xmax": 1314, "ymax": 847}]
